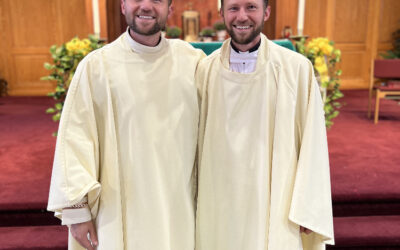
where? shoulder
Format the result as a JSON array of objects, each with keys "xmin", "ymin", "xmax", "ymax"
[
  {"xmin": 167, "ymin": 39, "xmax": 206, "ymax": 59},
  {"xmin": 267, "ymin": 40, "xmax": 311, "ymax": 71},
  {"xmin": 266, "ymin": 39, "xmax": 314, "ymax": 96},
  {"xmin": 198, "ymin": 48, "xmax": 221, "ymax": 71},
  {"xmin": 83, "ymin": 34, "xmax": 130, "ymax": 66}
]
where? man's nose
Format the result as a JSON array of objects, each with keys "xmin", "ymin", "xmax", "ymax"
[
  {"xmin": 139, "ymin": 0, "xmax": 152, "ymax": 12},
  {"xmin": 236, "ymin": 8, "xmax": 249, "ymax": 22}
]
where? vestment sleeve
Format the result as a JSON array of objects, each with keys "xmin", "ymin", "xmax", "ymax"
[
  {"xmin": 47, "ymin": 58, "xmax": 101, "ymax": 221},
  {"xmin": 288, "ymin": 60, "xmax": 335, "ymax": 249}
]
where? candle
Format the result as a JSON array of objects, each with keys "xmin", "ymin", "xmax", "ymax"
[
  {"xmin": 297, "ymin": 0, "xmax": 305, "ymax": 36},
  {"xmin": 92, "ymin": 0, "xmax": 101, "ymax": 37}
]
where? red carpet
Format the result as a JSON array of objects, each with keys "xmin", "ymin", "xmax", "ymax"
[
  {"xmin": 0, "ymin": 97, "xmax": 57, "ymax": 210},
  {"xmin": 0, "ymin": 90, "xmax": 399, "ymax": 249},
  {"xmin": 328, "ymin": 90, "xmax": 400, "ymax": 204}
]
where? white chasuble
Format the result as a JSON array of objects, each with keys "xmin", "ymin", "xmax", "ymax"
[
  {"xmin": 196, "ymin": 34, "xmax": 334, "ymax": 250},
  {"xmin": 47, "ymin": 32, "xmax": 205, "ymax": 250}
]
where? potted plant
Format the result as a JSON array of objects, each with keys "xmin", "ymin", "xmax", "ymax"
[
  {"xmin": 381, "ymin": 28, "xmax": 400, "ymax": 59},
  {"xmin": 166, "ymin": 26, "xmax": 182, "ymax": 39},
  {"xmin": 200, "ymin": 27, "xmax": 215, "ymax": 42},
  {"xmin": 213, "ymin": 21, "xmax": 226, "ymax": 41}
]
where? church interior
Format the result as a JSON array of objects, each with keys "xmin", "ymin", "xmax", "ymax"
[{"xmin": 0, "ymin": 0, "xmax": 399, "ymax": 249}]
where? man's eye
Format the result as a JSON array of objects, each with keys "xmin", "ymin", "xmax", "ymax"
[
  {"xmin": 248, "ymin": 5, "xmax": 256, "ymax": 9},
  {"xmin": 229, "ymin": 7, "xmax": 238, "ymax": 11}
]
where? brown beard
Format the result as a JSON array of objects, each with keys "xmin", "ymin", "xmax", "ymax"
[
  {"xmin": 126, "ymin": 14, "xmax": 166, "ymax": 36},
  {"xmin": 226, "ymin": 21, "xmax": 264, "ymax": 45}
]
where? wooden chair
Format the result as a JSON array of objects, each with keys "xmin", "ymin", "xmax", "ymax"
[{"xmin": 368, "ymin": 59, "xmax": 400, "ymax": 124}]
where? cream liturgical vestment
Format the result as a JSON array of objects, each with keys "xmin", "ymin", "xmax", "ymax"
[
  {"xmin": 195, "ymin": 34, "xmax": 334, "ymax": 250},
  {"xmin": 47, "ymin": 32, "xmax": 205, "ymax": 250}
]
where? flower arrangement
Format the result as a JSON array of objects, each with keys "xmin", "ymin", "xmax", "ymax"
[
  {"xmin": 296, "ymin": 37, "xmax": 344, "ymax": 128},
  {"xmin": 41, "ymin": 35, "xmax": 103, "ymax": 135},
  {"xmin": 166, "ymin": 26, "xmax": 182, "ymax": 38}
]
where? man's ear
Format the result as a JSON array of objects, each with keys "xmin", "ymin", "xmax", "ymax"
[
  {"xmin": 264, "ymin": 5, "xmax": 271, "ymax": 22},
  {"xmin": 168, "ymin": 5, "xmax": 174, "ymax": 19},
  {"xmin": 121, "ymin": 0, "xmax": 126, "ymax": 15},
  {"xmin": 219, "ymin": 7, "xmax": 224, "ymax": 19}
]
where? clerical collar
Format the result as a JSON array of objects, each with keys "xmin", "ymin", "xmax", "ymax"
[
  {"xmin": 125, "ymin": 28, "xmax": 164, "ymax": 54},
  {"xmin": 230, "ymin": 39, "xmax": 261, "ymax": 53}
]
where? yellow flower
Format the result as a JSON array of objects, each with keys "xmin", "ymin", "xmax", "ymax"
[
  {"xmin": 322, "ymin": 44, "xmax": 333, "ymax": 55},
  {"xmin": 320, "ymin": 75, "xmax": 330, "ymax": 83},
  {"xmin": 314, "ymin": 56, "xmax": 328, "ymax": 74},
  {"xmin": 82, "ymin": 39, "xmax": 91, "ymax": 48}
]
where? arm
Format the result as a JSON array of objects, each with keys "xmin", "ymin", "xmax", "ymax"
[
  {"xmin": 288, "ymin": 60, "xmax": 334, "ymax": 248},
  {"xmin": 47, "ymin": 57, "xmax": 102, "ymax": 248}
]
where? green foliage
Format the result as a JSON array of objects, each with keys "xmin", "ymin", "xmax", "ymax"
[
  {"xmin": 166, "ymin": 26, "xmax": 182, "ymax": 38},
  {"xmin": 296, "ymin": 37, "xmax": 344, "ymax": 129},
  {"xmin": 381, "ymin": 28, "xmax": 400, "ymax": 59},
  {"xmin": 200, "ymin": 27, "xmax": 215, "ymax": 37},
  {"xmin": 213, "ymin": 21, "xmax": 226, "ymax": 31},
  {"xmin": 42, "ymin": 35, "xmax": 103, "ymax": 135}
]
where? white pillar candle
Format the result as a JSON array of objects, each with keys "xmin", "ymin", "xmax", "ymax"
[
  {"xmin": 92, "ymin": 0, "xmax": 101, "ymax": 37},
  {"xmin": 297, "ymin": 0, "xmax": 305, "ymax": 36}
]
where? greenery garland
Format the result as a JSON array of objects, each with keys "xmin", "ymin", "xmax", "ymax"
[
  {"xmin": 41, "ymin": 35, "xmax": 103, "ymax": 136},
  {"xmin": 296, "ymin": 37, "xmax": 344, "ymax": 128}
]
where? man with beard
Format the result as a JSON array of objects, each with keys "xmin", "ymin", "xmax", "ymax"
[
  {"xmin": 47, "ymin": 0, "xmax": 204, "ymax": 249},
  {"xmin": 195, "ymin": 0, "xmax": 334, "ymax": 249}
]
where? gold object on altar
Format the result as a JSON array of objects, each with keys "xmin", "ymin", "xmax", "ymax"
[{"xmin": 182, "ymin": 3, "xmax": 200, "ymax": 42}]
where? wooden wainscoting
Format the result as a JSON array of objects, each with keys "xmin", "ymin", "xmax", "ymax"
[
  {"xmin": 0, "ymin": 0, "xmax": 93, "ymax": 96},
  {"xmin": 304, "ymin": 0, "xmax": 400, "ymax": 89}
]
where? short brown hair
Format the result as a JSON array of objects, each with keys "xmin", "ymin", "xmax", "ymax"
[{"xmin": 220, "ymin": 0, "xmax": 268, "ymax": 8}]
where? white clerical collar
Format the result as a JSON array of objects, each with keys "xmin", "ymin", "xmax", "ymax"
[
  {"xmin": 229, "ymin": 43, "xmax": 259, "ymax": 73},
  {"xmin": 125, "ymin": 28, "xmax": 165, "ymax": 54},
  {"xmin": 230, "ymin": 47, "xmax": 259, "ymax": 61}
]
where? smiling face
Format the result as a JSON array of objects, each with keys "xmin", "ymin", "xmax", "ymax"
[
  {"xmin": 221, "ymin": 0, "xmax": 270, "ymax": 51},
  {"xmin": 121, "ymin": 0, "xmax": 171, "ymax": 38}
]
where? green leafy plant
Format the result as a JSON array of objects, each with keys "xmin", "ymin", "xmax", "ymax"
[
  {"xmin": 296, "ymin": 37, "xmax": 344, "ymax": 128},
  {"xmin": 200, "ymin": 27, "xmax": 215, "ymax": 38},
  {"xmin": 166, "ymin": 26, "xmax": 182, "ymax": 38},
  {"xmin": 381, "ymin": 28, "xmax": 400, "ymax": 59},
  {"xmin": 41, "ymin": 35, "xmax": 103, "ymax": 136},
  {"xmin": 213, "ymin": 21, "xmax": 226, "ymax": 31}
]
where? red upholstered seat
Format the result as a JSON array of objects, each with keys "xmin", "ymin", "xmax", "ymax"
[
  {"xmin": 368, "ymin": 59, "xmax": 400, "ymax": 123},
  {"xmin": 374, "ymin": 60, "xmax": 400, "ymax": 79}
]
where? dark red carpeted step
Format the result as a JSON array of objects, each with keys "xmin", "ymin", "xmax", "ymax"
[
  {"xmin": 331, "ymin": 216, "xmax": 400, "ymax": 248},
  {"xmin": 0, "ymin": 210, "xmax": 59, "ymax": 227},
  {"xmin": 0, "ymin": 225, "xmax": 68, "ymax": 250},
  {"xmin": 333, "ymin": 202, "xmax": 400, "ymax": 217}
]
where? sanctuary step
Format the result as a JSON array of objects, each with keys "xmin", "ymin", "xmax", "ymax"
[
  {"xmin": 327, "ymin": 216, "xmax": 400, "ymax": 249},
  {"xmin": 0, "ymin": 225, "xmax": 67, "ymax": 250},
  {"xmin": 0, "ymin": 210, "xmax": 59, "ymax": 227},
  {"xmin": 333, "ymin": 201, "xmax": 400, "ymax": 217}
]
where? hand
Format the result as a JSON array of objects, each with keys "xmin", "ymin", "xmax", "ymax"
[
  {"xmin": 70, "ymin": 220, "xmax": 98, "ymax": 250},
  {"xmin": 300, "ymin": 226, "xmax": 313, "ymax": 234}
]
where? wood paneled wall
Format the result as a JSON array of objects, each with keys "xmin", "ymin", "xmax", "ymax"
[
  {"xmin": 303, "ymin": 0, "xmax": 400, "ymax": 89},
  {"xmin": 0, "ymin": 0, "xmax": 93, "ymax": 96},
  {"xmin": 1, "ymin": 0, "xmax": 399, "ymax": 95}
]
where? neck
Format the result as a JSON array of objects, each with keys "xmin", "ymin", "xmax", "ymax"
[
  {"xmin": 231, "ymin": 35, "xmax": 261, "ymax": 52},
  {"xmin": 129, "ymin": 29, "xmax": 161, "ymax": 47}
]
